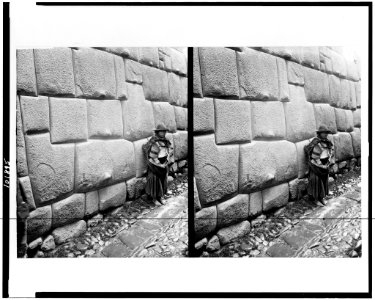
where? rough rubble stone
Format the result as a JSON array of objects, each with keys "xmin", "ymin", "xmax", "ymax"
[
  {"xmin": 239, "ymin": 140, "xmax": 298, "ymax": 193},
  {"xmin": 251, "ymin": 101, "xmax": 286, "ymax": 139},
  {"xmin": 216, "ymin": 220, "xmax": 251, "ymax": 245},
  {"xmin": 195, "ymin": 238, "xmax": 208, "ymax": 250},
  {"xmin": 262, "ymin": 183, "xmax": 289, "ymax": 211},
  {"xmin": 41, "ymin": 235, "xmax": 55, "ymax": 251},
  {"xmin": 206, "ymin": 235, "xmax": 220, "ymax": 252},
  {"xmin": 301, "ymin": 47, "xmax": 320, "ymax": 69},
  {"xmin": 29, "ymin": 237, "xmax": 43, "ymax": 250},
  {"xmin": 19, "ymin": 96, "xmax": 49, "ymax": 133},
  {"xmin": 287, "ymin": 61, "xmax": 304, "ymax": 86},
  {"xmin": 353, "ymin": 109, "xmax": 361, "ymax": 127},
  {"xmin": 152, "ymin": 102, "xmax": 177, "ymax": 133},
  {"xmin": 25, "ymin": 133, "xmax": 74, "ymax": 204},
  {"xmin": 313, "ymin": 104, "xmax": 337, "ymax": 134},
  {"xmin": 237, "ymin": 48, "xmax": 279, "ymax": 101},
  {"xmin": 276, "ymin": 57, "xmax": 290, "ymax": 101},
  {"xmin": 124, "ymin": 59, "xmax": 143, "ymax": 84},
  {"xmin": 335, "ymin": 108, "xmax": 354, "ymax": 132},
  {"xmin": 85, "ymin": 190, "xmax": 99, "ymax": 217},
  {"xmin": 249, "ymin": 191, "xmax": 263, "ymax": 218},
  {"xmin": 75, "ymin": 139, "xmax": 135, "ymax": 192},
  {"xmin": 303, "ymin": 67, "xmax": 330, "ymax": 103},
  {"xmin": 193, "ymin": 98, "xmax": 214, "ymax": 133},
  {"xmin": 16, "ymin": 97, "xmax": 28, "ymax": 177},
  {"xmin": 173, "ymin": 131, "xmax": 188, "ymax": 161},
  {"xmin": 168, "ymin": 72, "xmax": 185, "ymax": 106},
  {"xmin": 142, "ymin": 65, "xmax": 170, "ymax": 102},
  {"xmin": 98, "ymin": 182, "xmax": 127, "ymax": 211},
  {"xmin": 195, "ymin": 206, "xmax": 217, "ymax": 241},
  {"xmin": 199, "ymin": 47, "xmax": 239, "ymax": 98},
  {"xmin": 133, "ymin": 138, "xmax": 148, "ymax": 178},
  {"xmin": 126, "ymin": 177, "xmax": 147, "ymax": 200},
  {"xmin": 27, "ymin": 206, "xmax": 52, "ymax": 242},
  {"xmin": 174, "ymin": 106, "xmax": 187, "ymax": 130},
  {"xmin": 193, "ymin": 48, "xmax": 203, "ymax": 97},
  {"xmin": 194, "ymin": 135, "xmax": 239, "ymax": 205},
  {"xmin": 73, "ymin": 48, "xmax": 117, "ymax": 99},
  {"xmin": 113, "ymin": 55, "xmax": 128, "ymax": 99},
  {"xmin": 295, "ymin": 139, "xmax": 310, "ymax": 179},
  {"xmin": 350, "ymin": 128, "xmax": 361, "ymax": 157},
  {"xmin": 34, "ymin": 47, "xmax": 75, "ymax": 96},
  {"xmin": 87, "ymin": 100, "xmax": 123, "ymax": 138},
  {"xmin": 217, "ymin": 194, "xmax": 249, "ymax": 228},
  {"xmin": 288, "ymin": 178, "xmax": 300, "ymax": 201},
  {"xmin": 18, "ymin": 176, "xmax": 36, "ymax": 210},
  {"xmin": 52, "ymin": 220, "xmax": 86, "ymax": 245},
  {"xmin": 17, "ymin": 49, "xmax": 37, "ymax": 96},
  {"xmin": 170, "ymin": 48, "xmax": 187, "ymax": 75},
  {"xmin": 139, "ymin": 47, "xmax": 159, "ymax": 68},
  {"xmin": 214, "ymin": 99, "xmax": 251, "ymax": 144},
  {"xmin": 333, "ymin": 132, "xmax": 354, "ymax": 162},
  {"xmin": 52, "ymin": 194, "xmax": 85, "ymax": 228}
]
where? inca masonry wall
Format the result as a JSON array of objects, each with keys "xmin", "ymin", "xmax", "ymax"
[
  {"xmin": 193, "ymin": 47, "xmax": 361, "ymax": 246},
  {"xmin": 16, "ymin": 47, "xmax": 187, "ymax": 246}
]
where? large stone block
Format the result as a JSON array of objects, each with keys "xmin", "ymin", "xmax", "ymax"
[
  {"xmin": 328, "ymin": 75, "xmax": 341, "ymax": 107},
  {"xmin": 158, "ymin": 48, "xmax": 172, "ymax": 72},
  {"xmin": 339, "ymin": 79, "xmax": 351, "ymax": 109},
  {"xmin": 133, "ymin": 138, "xmax": 148, "ymax": 178},
  {"xmin": 142, "ymin": 65, "xmax": 169, "ymax": 102},
  {"xmin": 251, "ymin": 101, "xmax": 286, "ymax": 139},
  {"xmin": 52, "ymin": 220, "xmax": 86, "ymax": 245},
  {"xmin": 19, "ymin": 96, "xmax": 49, "ymax": 134},
  {"xmin": 346, "ymin": 57, "xmax": 360, "ymax": 81},
  {"xmin": 75, "ymin": 139, "xmax": 135, "ymax": 192},
  {"xmin": 216, "ymin": 220, "xmax": 251, "ymax": 245},
  {"xmin": 331, "ymin": 51, "xmax": 347, "ymax": 78},
  {"xmin": 199, "ymin": 47, "xmax": 239, "ymax": 98},
  {"xmin": 52, "ymin": 194, "xmax": 85, "ymax": 228},
  {"xmin": 85, "ymin": 191, "xmax": 99, "ymax": 217},
  {"xmin": 124, "ymin": 59, "xmax": 143, "ymax": 84},
  {"xmin": 214, "ymin": 99, "xmax": 251, "ymax": 144},
  {"xmin": 122, "ymin": 83, "xmax": 155, "ymax": 141},
  {"xmin": 25, "ymin": 134, "xmax": 74, "ymax": 204},
  {"xmin": 217, "ymin": 194, "xmax": 249, "ymax": 228},
  {"xmin": 18, "ymin": 176, "xmax": 36, "ymax": 210},
  {"xmin": 103, "ymin": 47, "xmax": 139, "ymax": 60},
  {"xmin": 295, "ymin": 139, "xmax": 310, "ymax": 179},
  {"xmin": 262, "ymin": 183, "xmax": 289, "ymax": 212},
  {"xmin": 333, "ymin": 132, "xmax": 354, "ymax": 162},
  {"xmin": 174, "ymin": 106, "xmax": 187, "ymax": 130},
  {"xmin": 349, "ymin": 81, "xmax": 357, "ymax": 110},
  {"xmin": 126, "ymin": 177, "xmax": 147, "ymax": 200},
  {"xmin": 194, "ymin": 134, "xmax": 239, "ymax": 205},
  {"xmin": 287, "ymin": 61, "xmax": 304, "ymax": 86},
  {"xmin": 27, "ymin": 206, "xmax": 52, "ymax": 242},
  {"xmin": 319, "ymin": 47, "xmax": 333, "ymax": 74},
  {"xmin": 350, "ymin": 128, "xmax": 361, "ymax": 157},
  {"xmin": 276, "ymin": 57, "xmax": 290, "ymax": 101},
  {"xmin": 193, "ymin": 48, "xmax": 203, "ymax": 97},
  {"xmin": 301, "ymin": 47, "xmax": 320, "ymax": 69},
  {"xmin": 313, "ymin": 104, "xmax": 337, "ymax": 134},
  {"xmin": 17, "ymin": 49, "xmax": 37, "ymax": 96},
  {"xmin": 353, "ymin": 109, "xmax": 361, "ymax": 127},
  {"xmin": 49, "ymin": 98, "xmax": 88, "ymax": 143},
  {"xmin": 249, "ymin": 191, "xmax": 263, "ymax": 218},
  {"xmin": 284, "ymin": 85, "xmax": 316, "ymax": 143},
  {"xmin": 193, "ymin": 98, "xmax": 214, "ymax": 133},
  {"xmin": 195, "ymin": 206, "xmax": 217, "ymax": 241},
  {"xmin": 152, "ymin": 102, "xmax": 177, "ymax": 133},
  {"xmin": 98, "ymin": 182, "xmax": 127, "ymax": 211},
  {"xmin": 168, "ymin": 72, "xmax": 185, "ymax": 106},
  {"xmin": 194, "ymin": 177, "xmax": 201, "ymax": 212},
  {"xmin": 170, "ymin": 48, "xmax": 187, "ymax": 76},
  {"xmin": 257, "ymin": 47, "xmax": 293, "ymax": 60},
  {"xmin": 87, "ymin": 100, "xmax": 123, "ymax": 138},
  {"xmin": 180, "ymin": 77, "xmax": 188, "ymax": 107},
  {"xmin": 114, "ymin": 55, "xmax": 128, "ymax": 99},
  {"xmin": 355, "ymin": 82, "xmax": 361, "ymax": 108},
  {"xmin": 239, "ymin": 140, "xmax": 298, "ymax": 193},
  {"xmin": 303, "ymin": 67, "xmax": 330, "ymax": 103},
  {"xmin": 34, "ymin": 47, "xmax": 75, "ymax": 96},
  {"xmin": 139, "ymin": 47, "xmax": 159, "ymax": 68},
  {"xmin": 335, "ymin": 108, "xmax": 354, "ymax": 132},
  {"xmin": 16, "ymin": 97, "xmax": 28, "ymax": 177},
  {"xmin": 173, "ymin": 131, "xmax": 188, "ymax": 161},
  {"xmin": 237, "ymin": 48, "xmax": 279, "ymax": 101}
]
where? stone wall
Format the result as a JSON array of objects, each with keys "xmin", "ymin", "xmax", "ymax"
[
  {"xmin": 193, "ymin": 47, "xmax": 361, "ymax": 247},
  {"xmin": 16, "ymin": 47, "xmax": 187, "ymax": 246}
]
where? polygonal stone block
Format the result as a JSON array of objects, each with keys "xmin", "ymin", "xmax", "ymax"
[
  {"xmin": 195, "ymin": 206, "xmax": 217, "ymax": 241},
  {"xmin": 276, "ymin": 57, "xmax": 290, "ymax": 101},
  {"xmin": 295, "ymin": 139, "xmax": 310, "ymax": 179},
  {"xmin": 139, "ymin": 47, "xmax": 159, "ymax": 68},
  {"xmin": 124, "ymin": 59, "xmax": 143, "ymax": 84},
  {"xmin": 34, "ymin": 47, "xmax": 75, "ymax": 96},
  {"xmin": 52, "ymin": 194, "xmax": 85, "ymax": 228},
  {"xmin": 52, "ymin": 220, "xmax": 86, "ymax": 245},
  {"xmin": 133, "ymin": 138, "xmax": 148, "ymax": 178},
  {"xmin": 173, "ymin": 131, "xmax": 188, "ymax": 161},
  {"xmin": 303, "ymin": 67, "xmax": 330, "ymax": 103},
  {"xmin": 331, "ymin": 51, "xmax": 347, "ymax": 78},
  {"xmin": 75, "ymin": 139, "xmax": 135, "ymax": 192},
  {"xmin": 333, "ymin": 132, "xmax": 354, "ymax": 162},
  {"xmin": 353, "ymin": 109, "xmax": 361, "ymax": 127},
  {"xmin": 85, "ymin": 191, "xmax": 99, "ymax": 217},
  {"xmin": 199, "ymin": 47, "xmax": 239, "ymax": 98},
  {"xmin": 174, "ymin": 106, "xmax": 187, "ymax": 130},
  {"xmin": 287, "ymin": 61, "xmax": 304, "ymax": 86},
  {"xmin": 152, "ymin": 102, "xmax": 177, "ymax": 133},
  {"xmin": 313, "ymin": 104, "xmax": 337, "ymax": 134},
  {"xmin": 17, "ymin": 49, "xmax": 37, "ymax": 96},
  {"xmin": 98, "ymin": 182, "xmax": 127, "ymax": 211},
  {"xmin": 217, "ymin": 194, "xmax": 249, "ymax": 228},
  {"xmin": 350, "ymin": 128, "xmax": 361, "ymax": 157},
  {"xmin": 168, "ymin": 72, "xmax": 185, "ymax": 106},
  {"xmin": 16, "ymin": 97, "xmax": 28, "ymax": 177},
  {"xmin": 216, "ymin": 220, "xmax": 251, "ymax": 245},
  {"xmin": 355, "ymin": 82, "xmax": 361, "ymax": 108},
  {"xmin": 214, "ymin": 99, "xmax": 251, "ymax": 144},
  {"xmin": 239, "ymin": 140, "xmax": 298, "ymax": 193},
  {"xmin": 27, "ymin": 205, "xmax": 52, "ymax": 242},
  {"xmin": 193, "ymin": 98, "xmax": 214, "ymax": 133},
  {"xmin": 257, "ymin": 47, "xmax": 293, "ymax": 60},
  {"xmin": 180, "ymin": 77, "xmax": 188, "ymax": 107},
  {"xmin": 49, "ymin": 98, "xmax": 88, "ymax": 143},
  {"xmin": 319, "ymin": 47, "xmax": 333, "ymax": 74},
  {"xmin": 301, "ymin": 47, "xmax": 320, "ymax": 69},
  {"xmin": 25, "ymin": 133, "xmax": 74, "ymax": 204},
  {"xmin": 328, "ymin": 75, "xmax": 341, "ymax": 107},
  {"xmin": 19, "ymin": 96, "xmax": 50, "ymax": 134},
  {"xmin": 193, "ymin": 48, "xmax": 203, "ymax": 97},
  {"xmin": 349, "ymin": 81, "xmax": 357, "ymax": 110},
  {"xmin": 249, "ymin": 191, "xmax": 263, "ymax": 218},
  {"xmin": 114, "ymin": 55, "xmax": 128, "ymax": 99},
  {"xmin": 98, "ymin": 47, "xmax": 139, "ymax": 60},
  {"xmin": 335, "ymin": 108, "xmax": 354, "ymax": 132},
  {"xmin": 73, "ymin": 48, "xmax": 117, "ymax": 99},
  {"xmin": 339, "ymin": 79, "xmax": 351, "ymax": 109},
  {"xmin": 87, "ymin": 100, "xmax": 123, "ymax": 138},
  {"xmin": 158, "ymin": 48, "xmax": 172, "ymax": 72},
  {"xmin": 346, "ymin": 57, "xmax": 360, "ymax": 81},
  {"xmin": 142, "ymin": 65, "xmax": 169, "ymax": 102},
  {"xmin": 237, "ymin": 48, "xmax": 279, "ymax": 101},
  {"xmin": 170, "ymin": 48, "xmax": 187, "ymax": 75},
  {"xmin": 251, "ymin": 101, "xmax": 286, "ymax": 139},
  {"xmin": 284, "ymin": 85, "xmax": 316, "ymax": 143},
  {"xmin": 18, "ymin": 176, "xmax": 36, "ymax": 210},
  {"xmin": 194, "ymin": 134, "xmax": 239, "ymax": 205},
  {"xmin": 262, "ymin": 183, "xmax": 289, "ymax": 212},
  {"xmin": 122, "ymin": 83, "xmax": 155, "ymax": 141}
]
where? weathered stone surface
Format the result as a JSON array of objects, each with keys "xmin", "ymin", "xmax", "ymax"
[
  {"xmin": 85, "ymin": 191, "xmax": 99, "ymax": 217},
  {"xmin": 338, "ymin": 79, "xmax": 351, "ymax": 109},
  {"xmin": 98, "ymin": 47, "xmax": 139, "ymax": 60},
  {"xmin": 335, "ymin": 108, "xmax": 354, "ymax": 132},
  {"xmin": 142, "ymin": 65, "xmax": 169, "ymax": 102},
  {"xmin": 237, "ymin": 48, "xmax": 279, "ymax": 100},
  {"xmin": 349, "ymin": 81, "xmax": 357, "ymax": 110},
  {"xmin": 276, "ymin": 57, "xmax": 290, "ymax": 101},
  {"xmin": 287, "ymin": 61, "xmax": 304, "ymax": 86},
  {"xmin": 19, "ymin": 96, "xmax": 49, "ymax": 133},
  {"xmin": 41, "ymin": 235, "xmax": 55, "ymax": 251},
  {"xmin": 49, "ymin": 98, "xmax": 88, "ymax": 143},
  {"xmin": 319, "ymin": 47, "xmax": 333, "ymax": 74},
  {"xmin": 168, "ymin": 72, "xmax": 185, "ymax": 106},
  {"xmin": 173, "ymin": 131, "xmax": 188, "ymax": 161},
  {"xmin": 25, "ymin": 133, "xmax": 74, "ymax": 204},
  {"xmin": 355, "ymin": 82, "xmax": 361, "ymax": 107},
  {"xmin": 266, "ymin": 243, "xmax": 296, "ymax": 257},
  {"xmin": 139, "ymin": 47, "xmax": 159, "ymax": 68},
  {"xmin": 73, "ymin": 48, "xmax": 117, "ymax": 99},
  {"xmin": 353, "ymin": 109, "xmax": 361, "ymax": 127},
  {"xmin": 16, "ymin": 97, "xmax": 28, "ymax": 177},
  {"xmin": 52, "ymin": 220, "xmax": 86, "ymax": 245},
  {"xmin": 126, "ymin": 177, "xmax": 147, "ymax": 200},
  {"xmin": 122, "ymin": 83, "xmax": 155, "ymax": 141},
  {"xmin": 251, "ymin": 101, "xmax": 286, "ymax": 139},
  {"xmin": 295, "ymin": 139, "xmax": 310, "ymax": 179},
  {"xmin": 249, "ymin": 191, "xmax": 262, "ymax": 218},
  {"xmin": 194, "ymin": 135, "xmax": 239, "ymax": 205},
  {"xmin": 75, "ymin": 139, "xmax": 135, "ymax": 192},
  {"xmin": 193, "ymin": 48, "xmax": 203, "ymax": 97},
  {"xmin": 346, "ymin": 56, "xmax": 360, "ymax": 81},
  {"xmin": 206, "ymin": 235, "xmax": 220, "ymax": 252},
  {"xmin": 34, "ymin": 47, "xmax": 75, "ymax": 96},
  {"xmin": 170, "ymin": 48, "xmax": 187, "ymax": 75},
  {"xmin": 87, "ymin": 100, "xmax": 123, "ymax": 138},
  {"xmin": 331, "ymin": 51, "xmax": 347, "ymax": 78},
  {"xmin": 284, "ymin": 85, "xmax": 316, "ymax": 142},
  {"xmin": 98, "ymin": 182, "xmax": 127, "ymax": 211},
  {"xmin": 217, "ymin": 194, "xmax": 249, "ymax": 228},
  {"xmin": 193, "ymin": 98, "xmax": 214, "ymax": 133},
  {"xmin": 18, "ymin": 176, "xmax": 36, "ymax": 210},
  {"xmin": 27, "ymin": 206, "xmax": 52, "ymax": 242},
  {"xmin": 239, "ymin": 140, "xmax": 298, "ymax": 192},
  {"xmin": 194, "ymin": 177, "xmax": 201, "ymax": 212},
  {"xmin": 174, "ymin": 106, "xmax": 187, "ymax": 130},
  {"xmin": 216, "ymin": 220, "xmax": 251, "ymax": 245},
  {"xmin": 124, "ymin": 59, "xmax": 143, "ymax": 84},
  {"xmin": 301, "ymin": 47, "xmax": 320, "ymax": 69},
  {"xmin": 303, "ymin": 67, "xmax": 330, "ymax": 103},
  {"xmin": 214, "ymin": 99, "xmax": 251, "ymax": 144},
  {"xmin": 199, "ymin": 47, "xmax": 239, "ymax": 98},
  {"xmin": 152, "ymin": 102, "xmax": 177, "ymax": 133},
  {"xmin": 52, "ymin": 194, "xmax": 85, "ymax": 228},
  {"xmin": 333, "ymin": 132, "xmax": 354, "ymax": 162},
  {"xmin": 133, "ymin": 138, "xmax": 148, "ymax": 178},
  {"xmin": 262, "ymin": 183, "xmax": 289, "ymax": 211},
  {"xmin": 328, "ymin": 75, "xmax": 341, "ymax": 107},
  {"xmin": 313, "ymin": 104, "xmax": 337, "ymax": 134},
  {"xmin": 17, "ymin": 49, "xmax": 37, "ymax": 96},
  {"xmin": 158, "ymin": 48, "xmax": 172, "ymax": 72},
  {"xmin": 350, "ymin": 128, "xmax": 361, "ymax": 157},
  {"xmin": 113, "ymin": 55, "xmax": 128, "ymax": 99},
  {"xmin": 258, "ymin": 47, "xmax": 294, "ymax": 60},
  {"xmin": 180, "ymin": 77, "xmax": 188, "ymax": 107},
  {"xmin": 195, "ymin": 206, "xmax": 217, "ymax": 241},
  {"xmin": 29, "ymin": 237, "xmax": 43, "ymax": 250},
  {"xmin": 288, "ymin": 178, "xmax": 300, "ymax": 201},
  {"xmin": 195, "ymin": 238, "xmax": 208, "ymax": 250}
]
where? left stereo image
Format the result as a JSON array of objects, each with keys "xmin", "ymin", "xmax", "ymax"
[{"xmin": 16, "ymin": 47, "xmax": 188, "ymax": 258}]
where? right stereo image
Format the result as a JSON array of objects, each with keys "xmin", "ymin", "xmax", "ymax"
[{"xmin": 193, "ymin": 47, "xmax": 362, "ymax": 258}]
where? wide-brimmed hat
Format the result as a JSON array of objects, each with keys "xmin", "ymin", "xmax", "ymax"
[
  {"xmin": 154, "ymin": 124, "xmax": 169, "ymax": 132},
  {"xmin": 316, "ymin": 125, "xmax": 331, "ymax": 134}
]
